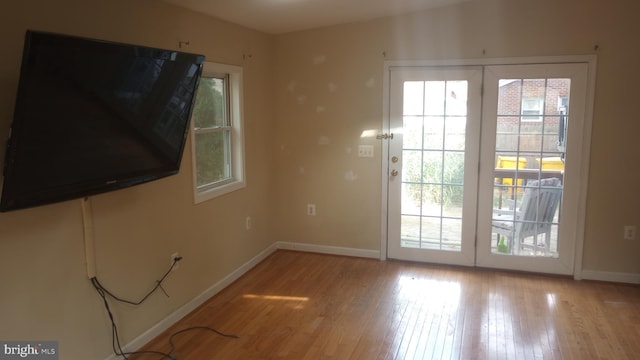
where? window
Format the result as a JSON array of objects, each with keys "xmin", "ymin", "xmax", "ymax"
[
  {"xmin": 521, "ymin": 97, "xmax": 544, "ymax": 121},
  {"xmin": 191, "ymin": 62, "xmax": 245, "ymax": 203}
]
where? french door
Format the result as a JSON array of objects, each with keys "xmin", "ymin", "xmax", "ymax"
[
  {"xmin": 386, "ymin": 67, "xmax": 482, "ymax": 266},
  {"xmin": 384, "ymin": 60, "xmax": 591, "ymax": 275}
]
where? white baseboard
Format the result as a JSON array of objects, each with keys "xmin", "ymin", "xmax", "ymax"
[
  {"xmin": 102, "ymin": 242, "xmax": 279, "ymax": 360},
  {"xmin": 581, "ymin": 270, "xmax": 640, "ymax": 284},
  {"xmin": 276, "ymin": 241, "xmax": 381, "ymax": 259}
]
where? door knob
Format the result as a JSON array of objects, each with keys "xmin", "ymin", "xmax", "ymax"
[{"xmin": 391, "ymin": 169, "xmax": 398, "ymax": 176}]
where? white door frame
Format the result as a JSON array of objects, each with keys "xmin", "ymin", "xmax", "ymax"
[
  {"xmin": 386, "ymin": 66, "xmax": 482, "ymax": 266},
  {"xmin": 380, "ymin": 55, "xmax": 597, "ymax": 280}
]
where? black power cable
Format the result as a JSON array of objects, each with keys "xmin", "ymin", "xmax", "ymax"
[
  {"xmin": 91, "ymin": 257, "xmax": 238, "ymax": 359},
  {"xmin": 93, "ymin": 256, "xmax": 182, "ymax": 306},
  {"xmin": 165, "ymin": 326, "xmax": 240, "ymax": 359}
]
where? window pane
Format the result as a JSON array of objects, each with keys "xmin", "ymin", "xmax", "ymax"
[
  {"xmin": 403, "ymin": 81, "xmax": 424, "ymax": 116},
  {"xmin": 445, "ymin": 81, "xmax": 467, "ymax": 116},
  {"xmin": 423, "ymin": 116, "xmax": 444, "ymax": 150},
  {"xmin": 421, "ymin": 216, "xmax": 442, "ymax": 247},
  {"xmin": 495, "ymin": 116, "xmax": 520, "ymax": 152},
  {"xmin": 402, "ymin": 150, "xmax": 422, "ymax": 183},
  {"xmin": 401, "ymin": 215, "xmax": 420, "ymax": 247},
  {"xmin": 441, "ymin": 218, "xmax": 462, "ymax": 250},
  {"xmin": 422, "ymin": 184, "xmax": 442, "ymax": 217},
  {"xmin": 522, "ymin": 79, "xmax": 546, "ymax": 98},
  {"xmin": 424, "ymin": 81, "xmax": 445, "ymax": 115},
  {"xmin": 193, "ymin": 77, "xmax": 227, "ymax": 128},
  {"xmin": 444, "ymin": 117, "xmax": 466, "ymax": 150},
  {"xmin": 401, "ymin": 183, "xmax": 422, "ymax": 215},
  {"xmin": 545, "ymin": 79, "xmax": 571, "ymax": 114},
  {"xmin": 443, "ymin": 152, "xmax": 465, "ymax": 185},
  {"xmin": 497, "ymin": 79, "xmax": 521, "ymax": 115},
  {"xmin": 542, "ymin": 116, "xmax": 562, "ymax": 151},
  {"xmin": 443, "ymin": 191, "xmax": 463, "ymax": 217},
  {"xmin": 195, "ymin": 131, "xmax": 231, "ymax": 186},
  {"xmin": 422, "ymin": 151, "xmax": 443, "ymax": 183},
  {"xmin": 519, "ymin": 122, "xmax": 543, "ymax": 151},
  {"xmin": 403, "ymin": 116, "xmax": 423, "ymax": 149}
]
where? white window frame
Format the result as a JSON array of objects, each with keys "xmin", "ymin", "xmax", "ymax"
[
  {"xmin": 191, "ymin": 62, "xmax": 245, "ymax": 203},
  {"xmin": 521, "ymin": 96, "xmax": 544, "ymax": 122}
]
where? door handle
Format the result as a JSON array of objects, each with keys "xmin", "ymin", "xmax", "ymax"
[{"xmin": 391, "ymin": 169, "xmax": 398, "ymax": 177}]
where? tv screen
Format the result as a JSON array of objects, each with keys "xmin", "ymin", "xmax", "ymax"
[{"xmin": 0, "ymin": 31, "xmax": 205, "ymax": 212}]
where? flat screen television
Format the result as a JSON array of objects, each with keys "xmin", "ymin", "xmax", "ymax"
[{"xmin": 0, "ymin": 31, "xmax": 205, "ymax": 212}]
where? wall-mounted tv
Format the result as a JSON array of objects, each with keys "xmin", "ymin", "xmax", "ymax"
[{"xmin": 0, "ymin": 31, "xmax": 204, "ymax": 212}]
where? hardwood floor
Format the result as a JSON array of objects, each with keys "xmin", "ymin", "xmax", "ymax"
[{"xmin": 131, "ymin": 251, "xmax": 640, "ymax": 359}]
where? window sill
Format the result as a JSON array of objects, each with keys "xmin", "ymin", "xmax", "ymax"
[{"xmin": 194, "ymin": 179, "xmax": 246, "ymax": 204}]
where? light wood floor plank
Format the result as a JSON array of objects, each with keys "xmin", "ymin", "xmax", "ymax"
[{"xmin": 130, "ymin": 251, "xmax": 640, "ymax": 359}]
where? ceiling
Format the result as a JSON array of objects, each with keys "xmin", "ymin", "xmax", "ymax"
[{"xmin": 161, "ymin": 0, "xmax": 471, "ymax": 34}]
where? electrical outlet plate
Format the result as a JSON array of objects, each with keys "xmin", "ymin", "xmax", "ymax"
[
  {"xmin": 307, "ymin": 203, "xmax": 316, "ymax": 216},
  {"xmin": 623, "ymin": 225, "xmax": 636, "ymax": 240}
]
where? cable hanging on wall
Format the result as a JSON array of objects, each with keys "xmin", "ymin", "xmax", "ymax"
[{"xmin": 91, "ymin": 257, "xmax": 239, "ymax": 359}]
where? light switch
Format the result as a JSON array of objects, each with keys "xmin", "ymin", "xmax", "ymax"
[{"xmin": 358, "ymin": 145, "xmax": 374, "ymax": 158}]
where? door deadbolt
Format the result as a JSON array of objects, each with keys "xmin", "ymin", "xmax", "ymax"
[{"xmin": 391, "ymin": 156, "xmax": 399, "ymax": 163}]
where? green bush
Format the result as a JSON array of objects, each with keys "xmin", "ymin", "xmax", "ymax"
[{"xmin": 404, "ymin": 150, "xmax": 465, "ymax": 207}]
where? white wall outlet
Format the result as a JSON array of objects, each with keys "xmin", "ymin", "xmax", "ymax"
[
  {"xmin": 170, "ymin": 252, "xmax": 180, "ymax": 271},
  {"xmin": 307, "ymin": 203, "xmax": 316, "ymax": 216},
  {"xmin": 623, "ymin": 225, "xmax": 636, "ymax": 240},
  {"xmin": 358, "ymin": 145, "xmax": 374, "ymax": 158}
]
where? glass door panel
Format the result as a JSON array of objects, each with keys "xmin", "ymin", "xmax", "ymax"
[
  {"xmin": 477, "ymin": 63, "xmax": 589, "ymax": 275},
  {"xmin": 388, "ymin": 68, "xmax": 481, "ymax": 266},
  {"xmin": 492, "ymin": 78, "xmax": 570, "ymax": 257}
]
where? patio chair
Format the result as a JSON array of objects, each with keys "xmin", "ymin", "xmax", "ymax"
[{"xmin": 492, "ymin": 177, "xmax": 562, "ymax": 256}]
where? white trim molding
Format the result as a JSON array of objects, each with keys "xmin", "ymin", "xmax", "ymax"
[
  {"xmin": 276, "ymin": 241, "xmax": 381, "ymax": 259},
  {"xmin": 581, "ymin": 270, "xmax": 640, "ymax": 284}
]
